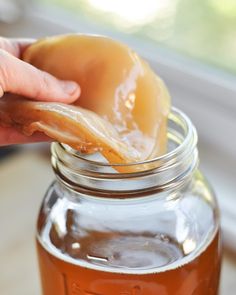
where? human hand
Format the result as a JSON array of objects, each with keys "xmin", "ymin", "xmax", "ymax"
[{"xmin": 0, "ymin": 37, "xmax": 81, "ymax": 146}]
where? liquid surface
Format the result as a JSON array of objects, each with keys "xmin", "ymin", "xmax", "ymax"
[
  {"xmin": 37, "ymin": 230, "xmax": 221, "ymax": 295},
  {"xmin": 0, "ymin": 35, "xmax": 170, "ymax": 167}
]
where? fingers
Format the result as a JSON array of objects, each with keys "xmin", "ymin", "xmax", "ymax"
[
  {"xmin": 0, "ymin": 37, "xmax": 80, "ymax": 145},
  {"xmin": 0, "ymin": 37, "xmax": 35, "ymax": 58},
  {"xmin": 0, "ymin": 126, "xmax": 51, "ymax": 146},
  {"xmin": 0, "ymin": 49, "xmax": 80, "ymax": 103}
]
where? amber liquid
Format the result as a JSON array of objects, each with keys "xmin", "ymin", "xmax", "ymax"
[{"xmin": 37, "ymin": 230, "xmax": 221, "ymax": 295}]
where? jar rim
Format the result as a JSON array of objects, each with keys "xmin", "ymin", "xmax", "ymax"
[
  {"xmin": 51, "ymin": 107, "xmax": 198, "ymax": 194},
  {"xmin": 52, "ymin": 107, "xmax": 197, "ymax": 173}
]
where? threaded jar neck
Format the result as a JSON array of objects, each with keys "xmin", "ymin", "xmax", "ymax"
[{"xmin": 51, "ymin": 107, "xmax": 198, "ymax": 197}]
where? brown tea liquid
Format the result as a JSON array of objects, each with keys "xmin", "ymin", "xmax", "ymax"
[{"xmin": 37, "ymin": 230, "xmax": 221, "ymax": 295}]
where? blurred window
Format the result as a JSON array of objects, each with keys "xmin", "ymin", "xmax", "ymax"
[{"xmin": 42, "ymin": 0, "xmax": 236, "ymax": 75}]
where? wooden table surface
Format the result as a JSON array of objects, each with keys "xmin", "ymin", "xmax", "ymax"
[{"xmin": 0, "ymin": 149, "xmax": 235, "ymax": 295}]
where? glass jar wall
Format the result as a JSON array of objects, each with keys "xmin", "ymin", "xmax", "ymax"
[{"xmin": 36, "ymin": 108, "xmax": 221, "ymax": 295}]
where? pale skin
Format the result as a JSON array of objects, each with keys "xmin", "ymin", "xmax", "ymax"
[{"xmin": 0, "ymin": 37, "xmax": 81, "ymax": 145}]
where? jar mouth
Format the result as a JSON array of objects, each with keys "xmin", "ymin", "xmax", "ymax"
[
  {"xmin": 51, "ymin": 107, "xmax": 198, "ymax": 193},
  {"xmin": 52, "ymin": 107, "xmax": 197, "ymax": 173}
]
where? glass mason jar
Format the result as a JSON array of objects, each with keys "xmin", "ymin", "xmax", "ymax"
[{"xmin": 36, "ymin": 108, "xmax": 221, "ymax": 295}]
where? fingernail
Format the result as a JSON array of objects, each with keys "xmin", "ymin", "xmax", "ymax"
[{"xmin": 61, "ymin": 81, "xmax": 79, "ymax": 96}]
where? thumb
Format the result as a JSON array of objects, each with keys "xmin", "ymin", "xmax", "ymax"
[{"xmin": 0, "ymin": 49, "xmax": 80, "ymax": 103}]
